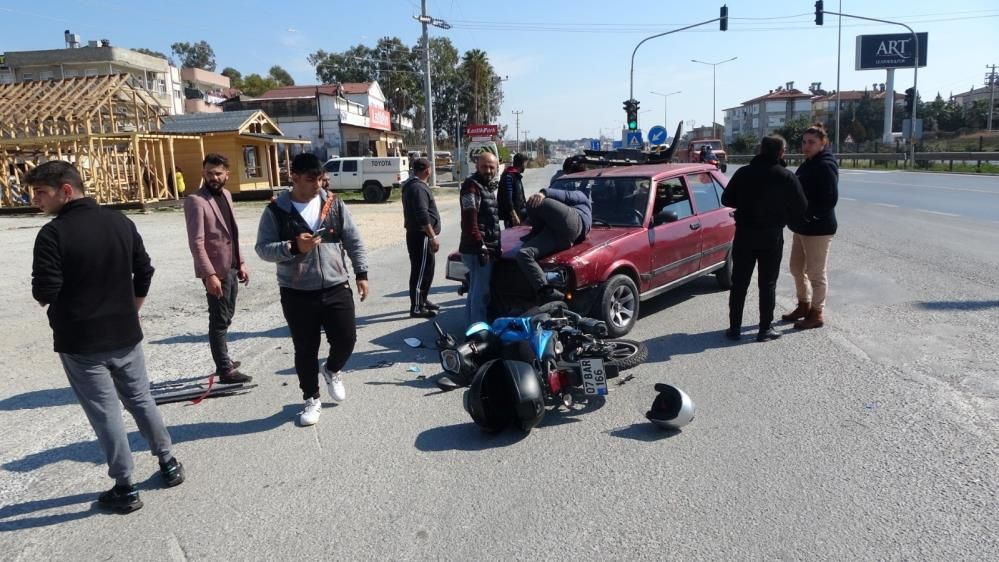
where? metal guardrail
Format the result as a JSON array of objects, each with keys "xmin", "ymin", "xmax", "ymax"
[{"xmin": 726, "ymin": 152, "xmax": 999, "ymax": 170}]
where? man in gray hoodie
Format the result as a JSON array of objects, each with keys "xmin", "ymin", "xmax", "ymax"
[{"xmin": 255, "ymin": 153, "xmax": 369, "ymax": 426}]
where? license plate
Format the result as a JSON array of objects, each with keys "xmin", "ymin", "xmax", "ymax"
[{"xmin": 579, "ymin": 358, "xmax": 608, "ymax": 396}]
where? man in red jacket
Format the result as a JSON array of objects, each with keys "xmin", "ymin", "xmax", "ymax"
[{"xmin": 183, "ymin": 154, "xmax": 251, "ymax": 383}]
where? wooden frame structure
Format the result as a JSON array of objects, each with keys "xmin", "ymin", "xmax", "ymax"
[{"xmin": 0, "ymin": 74, "xmax": 202, "ymax": 209}]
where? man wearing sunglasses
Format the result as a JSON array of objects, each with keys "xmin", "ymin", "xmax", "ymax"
[{"xmin": 255, "ymin": 153, "xmax": 369, "ymax": 427}]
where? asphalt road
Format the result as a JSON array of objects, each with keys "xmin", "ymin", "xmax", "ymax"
[{"xmin": 1, "ymin": 165, "xmax": 997, "ymax": 559}]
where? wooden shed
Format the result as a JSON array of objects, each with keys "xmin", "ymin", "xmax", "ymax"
[
  {"xmin": 0, "ymin": 74, "xmax": 202, "ymax": 210},
  {"xmin": 159, "ymin": 109, "xmax": 310, "ymax": 195}
]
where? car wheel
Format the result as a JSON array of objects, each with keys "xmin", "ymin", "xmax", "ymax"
[
  {"xmin": 603, "ymin": 339, "xmax": 648, "ymax": 371},
  {"xmin": 598, "ymin": 274, "xmax": 639, "ymax": 337},
  {"xmin": 362, "ymin": 182, "xmax": 383, "ymax": 203},
  {"xmin": 715, "ymin": 251, "xmax": 733, "ymax": 290},
  {"xmin": 720, "ymin": 163, "xmax": 728, "ymax": 173},
  {"xmin": 381, "ymin": 186, "xmax": 393, "ymax": 202}
]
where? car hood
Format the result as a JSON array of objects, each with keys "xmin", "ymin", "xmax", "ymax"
[{"xmin": 500, "ymin": 226, "xmax": 637, "ymax": 264}]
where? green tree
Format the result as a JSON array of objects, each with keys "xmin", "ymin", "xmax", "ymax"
[
  {"xmin": 240, "ymin": 74, "xmax": 280, "ymax": 97},
  {"xmin": 132, "ymin": 47, "xmax": 172, "ymax": 64},
  {"xmin": 730, "ymin": 132, "xmax": 759, "ymax": 154},
  {"xmin": 308, "ymin": 45, "xmax": 375, "ymax": 84},
  {"xmin": 268, "ymin": 65, "xmax": 295, "ymax": 87},
  {"xmin": 775, "ymin": 115, "xmax": 812, "ymax": 148},
  {"xmin": 221, "ymin": 67, "xmax": 243, "ymax": 90},
  {"xmin": 171, "ymin": 40, "xmax": 216, "ymax": 71}
]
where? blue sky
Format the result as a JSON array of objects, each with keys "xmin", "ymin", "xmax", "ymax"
[{"xmin": 2, "ymin": 0, "xmax": 997, "ymax": 140}]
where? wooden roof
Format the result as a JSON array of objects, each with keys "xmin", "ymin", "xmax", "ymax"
[{"xmin": 0, "ymin": 74, "xmax": 166, "ymax": 143}]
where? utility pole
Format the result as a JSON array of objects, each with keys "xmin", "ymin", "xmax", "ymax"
[
  {"xmin": 522, "ymin": 130, "xmax": 530, "ymax": 156},
  {"xmin": 835, "ymin": 0, "xmax": 842, "ymax": 152},
  {"xmin": 987, "ymin": 64, "xmax": 997, "ymax": 132},
  {"xmin": 415, "ymin": 1, "xmax": 450, "ymax": 186},
  {"xmin": 512, "ymin": 110, "xmax": 523, "ymax": 152}
]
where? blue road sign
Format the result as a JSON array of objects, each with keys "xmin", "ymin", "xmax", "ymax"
[
  {"xmin": 612, "ymin": 141, "xmax": 623, "ymax": 149},
  {"xmin": 590, "ymin": 139, "xmax": 601, "ymax": 151},
  {"xmin": 648, "ymin": 126, "xmax": 668, "ymax": 145},
  {"xmin": 625, "ymin": 131, "xmax": 643, "ymax": 148}
]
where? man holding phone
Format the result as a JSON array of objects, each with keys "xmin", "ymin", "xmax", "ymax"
[
  {"xmin": 255, "ymin": 153, "xmax": 369, "ymax": 427},
  {"xmin": 183, "ymin": 154, "xmax": 251, "ymax": 384}
]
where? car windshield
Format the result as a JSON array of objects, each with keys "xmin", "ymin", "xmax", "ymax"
[
  {"xmin": 694, "ymin": 141, "xmax": 722, "ymax": 151},
  {"xmin": 549, "ymin": 177, "xmax": 650, "ymax": 227}
]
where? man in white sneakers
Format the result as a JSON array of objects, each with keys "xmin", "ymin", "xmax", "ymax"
[{"xmin": 255, "ymin": 154, "xmax": 369, "ymax": 426}]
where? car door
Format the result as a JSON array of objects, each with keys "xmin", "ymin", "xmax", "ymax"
[
  {"xmin": 340, "ymin": 159, "xmax": 360, "ymax": 190},
  {"xmin": 648, "ymin": 177, "xmax": 703, "ymax": 287},
  {"xmin": 324, "ymin": 159, "xmax": 341, "ymax": 189},
  {"xmin": 686, "ymin": 171, "xmax": 734, "ymax": 269}
]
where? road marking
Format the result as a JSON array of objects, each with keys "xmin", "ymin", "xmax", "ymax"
[
  {"xmin": 840, "ymin": 197, "xmax": 857, "ymax": 201},
  {"xmin": 916, "ymin": 209, "xmax": 960, "ymax": 217},
  {"xmin": 845, "ymin": 178, "xmax": 999, "ymax": 195},
  {"xmin": 874, "ymin": 202, "xmax": 899, "ymax": 208}
]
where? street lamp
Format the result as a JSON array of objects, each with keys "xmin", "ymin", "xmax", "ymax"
[
  {"xmin": 649, "ymin": 90, "xmax": 681, "ymax": 128},
  {"xmin": 691, "ymin": 56, "xmax": 737, "ymax": 138}
]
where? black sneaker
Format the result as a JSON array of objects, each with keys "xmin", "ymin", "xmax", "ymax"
[
  {"xmin": 756, "ymin": 328, "xmax": 781, "ymax": 342},
  {"xmin": 214, "ymin": 361, "xmax": 241, "ymax": 376},
  {"xmin": 423, "ymin": 300, "xmax": 441, "ymax": 312},
  {"xmin": 98, "ymin": 484, "xmax": 143, "ymax": 514},
  {"xmin": 410, "ymin": 307, "xmax": 437, "ymax": 319},
  {"xmin": 218, "ymin": 369, "xmax": 252, "ymax": 384},
  {"xmin": 159, "ymin": 457, "xmax": 185, "ymax": 488},
  {"xmin": 539, "ymin": 286, "xmax": 565, "ymax": 302},
  {"xmin": 725, "ymin": 327, "xmax": 741, "ymax": 341}
]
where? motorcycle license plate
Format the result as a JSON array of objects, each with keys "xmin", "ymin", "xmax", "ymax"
[{"xmin": 579, "ymin": 358, "xmax": 608, "ymax": 396}]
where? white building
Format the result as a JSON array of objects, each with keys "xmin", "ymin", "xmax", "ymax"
[{"xmin": 723, "ymin": 82, "xmax": 813, "ymax": 143}]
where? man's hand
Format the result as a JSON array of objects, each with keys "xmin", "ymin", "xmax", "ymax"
[
  {"xmin": 295, "ymin": 232, "xmax": 322, "ymax": 254},
  {"xmin": 204, "ymin": 274, "xmax": 223, "ymax": 298},
  {"xmin": 430, "ymin": 237, "xmax": 440, "ymax": 253},
  {"xmin": 237, "ymin": 264, "xmax": 250, "ymax": 286},
  {"xmin": 511, "ymin": 212, "xmax": 521, "ymax": 226},
  {"xmin": 357, "ymin": 279, "xmax": 369, "ymax": 302},
  {"xmin": 477, "ymin": 247, "xmax": 490, "ymax": 266},
  {"xmin": 528, "ymin": 193, "xmax": 546, "ymax": 208},
  {"xmin": 135, "ymin": 297, "xmax": 145, "ymax": 311}
]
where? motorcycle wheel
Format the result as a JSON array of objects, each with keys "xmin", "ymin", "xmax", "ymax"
[{"xmin": 603, "ymin": 339, "xmax": 648, "ymax": 371}]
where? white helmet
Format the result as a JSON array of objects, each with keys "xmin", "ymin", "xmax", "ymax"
[{"xmin": 645, "ymin": 383, "xmax": 695, "ymax": 429}]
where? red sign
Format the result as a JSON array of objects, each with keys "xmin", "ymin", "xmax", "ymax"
[
  {"xmin": 466, "ymin": 124, "xmax": 498, "ymax": 136},
  {"xmin": 368, "ymin": 106, "xmax": 391, "ymax": 131}
]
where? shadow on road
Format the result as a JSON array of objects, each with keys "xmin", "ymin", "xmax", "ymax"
[
  {"xmin": 0, "ymin": 491, "xmax": 100, "ymax": 532},
  {"xmin": 414, "ymin": 422, "xmax": 528, "ymax": 451},
  {"xmin": 0, "ymin": 387, "xmax": 77, "ymax": 411},
  {"xmin": 149, "ymin": 325, "xmax": 289, "ymax": 345},
  {"xmin": 914, "ymin": 299, "xmax": 999, "ymax": 311},
  {"xmin": 606, "ymin": 422, "xmax": 681, "ymax": 442},
  {"xmin": 3, "ymin": 405, "xmax": 300, "ymax": 475}
]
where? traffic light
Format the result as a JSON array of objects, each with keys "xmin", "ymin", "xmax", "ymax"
[
  {"xmin": 624, "ymin": 99, "xmax": 640, "ymax": 131},
  {"xmin": 904, "ymin": 88, "xmax": 915, "ymax": 116},
  {"xmin": 814, "ymin": 0, "xmax": 824, "ymax": 25},
  {"xmin": 720, "ymin": 5, "xmax": 728, "ymax": 31}
]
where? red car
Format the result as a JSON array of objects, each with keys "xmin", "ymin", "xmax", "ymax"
[{"xmin": 446, "ymin": 163, "xmax": 735, "ymax": 336}]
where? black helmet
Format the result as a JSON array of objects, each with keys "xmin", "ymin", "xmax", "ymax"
[
  {"xmin": 645, "ymin": 383, "xmax": 696, "ymax": 430},
  {"xmin": 464, "ymin": 359, "xmax": 546, "ymax": 432}
]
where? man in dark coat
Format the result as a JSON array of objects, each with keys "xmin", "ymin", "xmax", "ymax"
[
  {"xmin": 721, "ymin": 135, "xmax": 807, "ymax": 342},
  {"xmin": 498, "ymin": 153, "xmax": 529, "ymax": 228}
]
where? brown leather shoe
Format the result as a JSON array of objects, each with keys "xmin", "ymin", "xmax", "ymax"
[
  {"xmin": 781, "ymin": 301, "xmax": 811, "ymax": 322},
  {"xmin": 794, "ymin": 308, "xmax": 825, "ymax": 330}
]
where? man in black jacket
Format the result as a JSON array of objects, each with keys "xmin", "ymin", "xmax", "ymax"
[
  {"xmin": 498, "ymin": 153, "xmax": 528, "ymax": 228},
  {"xmin": 29, "ymin": 161, "xmax": 184, "ymax": 514},
  {"xmin": 721, "ymin": 135, "xmax": 807, "ymax": 342},
  {"xmin": 402, "ymin": 157, "xmax": 442, "ymax": 318}
]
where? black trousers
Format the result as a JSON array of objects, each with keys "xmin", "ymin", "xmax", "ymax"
[
  {"xmin": 207, "ymin": 267, "xmax": 239, "ymax": 373},
  {"xmin": 406, "ymin": 230, "xmax": 435, "ymax": 311},
  {"xmin": 279, "ymin": 284, "xmax": 356, "ymax": 400},
  {"xmin": 728, "ymin": 228, "xmax": 784, "ymax": 331}
]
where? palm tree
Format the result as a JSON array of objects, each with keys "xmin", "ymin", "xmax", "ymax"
[{"xmin": 460, "ymin": 49, "xmax": 492, "ymax": 124}]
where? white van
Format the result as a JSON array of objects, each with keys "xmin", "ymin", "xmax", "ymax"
[{"xmin": 323, "ymin": 156, "xmax": 409, "ymax": 203}]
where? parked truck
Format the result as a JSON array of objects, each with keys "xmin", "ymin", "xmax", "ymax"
[{"xmin": 323, "ymin": 156, "xmax": 409, "ymax": 203}]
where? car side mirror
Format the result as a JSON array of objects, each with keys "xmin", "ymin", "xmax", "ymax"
[{"xmin": 653, "ymin": 209, "xmax": 679, "ymax": 226}]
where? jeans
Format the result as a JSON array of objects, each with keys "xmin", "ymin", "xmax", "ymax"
[
  {"xmin": 516, "ymin": 198, "xmax": 582, "ymax": 292},
  {"xmin": 207, "ymin": 267, "xmax": 239, "ymax": 374},
  {"xmin": 280, "ymin": 284, "xmax": 356, "ymax": 400},
  {"xmin": 406, "ymin": 230, "xmax": 435, "ymax": 312},
  {"xmin": 728, "ymin": 228, "xmax": 784, "ymax": 331},
  {"xmin": 461, "ymin": 253, "xmax": 493, "ymax": 327},
  {"xmin": 59, "ymin": 343, "xmax": 173, "ymax": 485}
]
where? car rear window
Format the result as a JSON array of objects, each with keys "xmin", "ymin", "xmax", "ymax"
[{"xmin": 551, "ymin": 177, "xmax": 650, "ymax": 227}]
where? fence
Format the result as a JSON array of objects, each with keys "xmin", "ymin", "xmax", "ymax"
[{"xmin": 726, "ymin": 152, "xmax": 999, "ymax": 171}]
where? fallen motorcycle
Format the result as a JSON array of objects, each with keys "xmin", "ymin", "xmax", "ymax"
[{"xmin": 434, "ymin": 302, "xmax": 648, "ymax": 431}]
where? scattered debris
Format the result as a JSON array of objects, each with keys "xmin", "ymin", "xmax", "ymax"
[{"xmin": 404, "ymin": 337, "xmax": 423, "ymax": 348}]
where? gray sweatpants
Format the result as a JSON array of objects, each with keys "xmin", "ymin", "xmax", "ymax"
[
  {"xmin": 516, "ymin": 198, "xmax": 583, "ymax": 292},
  {"xmin": 59, "ymin": 343, "xmax": 173, "ymax": 485}
]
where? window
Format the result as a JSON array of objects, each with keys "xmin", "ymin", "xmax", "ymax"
[
  {"xmin": 323, "ymin": 160, "xmax": 340, "ymax": 173},
  {"xmin": 341, "ymin": 160, "xmax": 358, "ymax": 173},
  {"xmin": 581, "ymin": 177, "xmax": 649, "ymax": 226},
  {"xmin": 84, "ymin": 68, "xmax": 98, "ymax": 77},
  {"xmin": 21, "ymin": 72, "xmax": 34, "ymax": 81},
  {"xmin": 653, "ymin": 179, "xmax": 693, "ymax": 220},
  {"xmin": 39, "ymin": 70, "xmax": 55, "ymax": 81},
  {"xmin": 243, "ymin": 146, "xmax": 261, "ymax": 178},
  {"xmin": 686, "ymin": 173, "xmax": 721, "ymax": 213}
]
